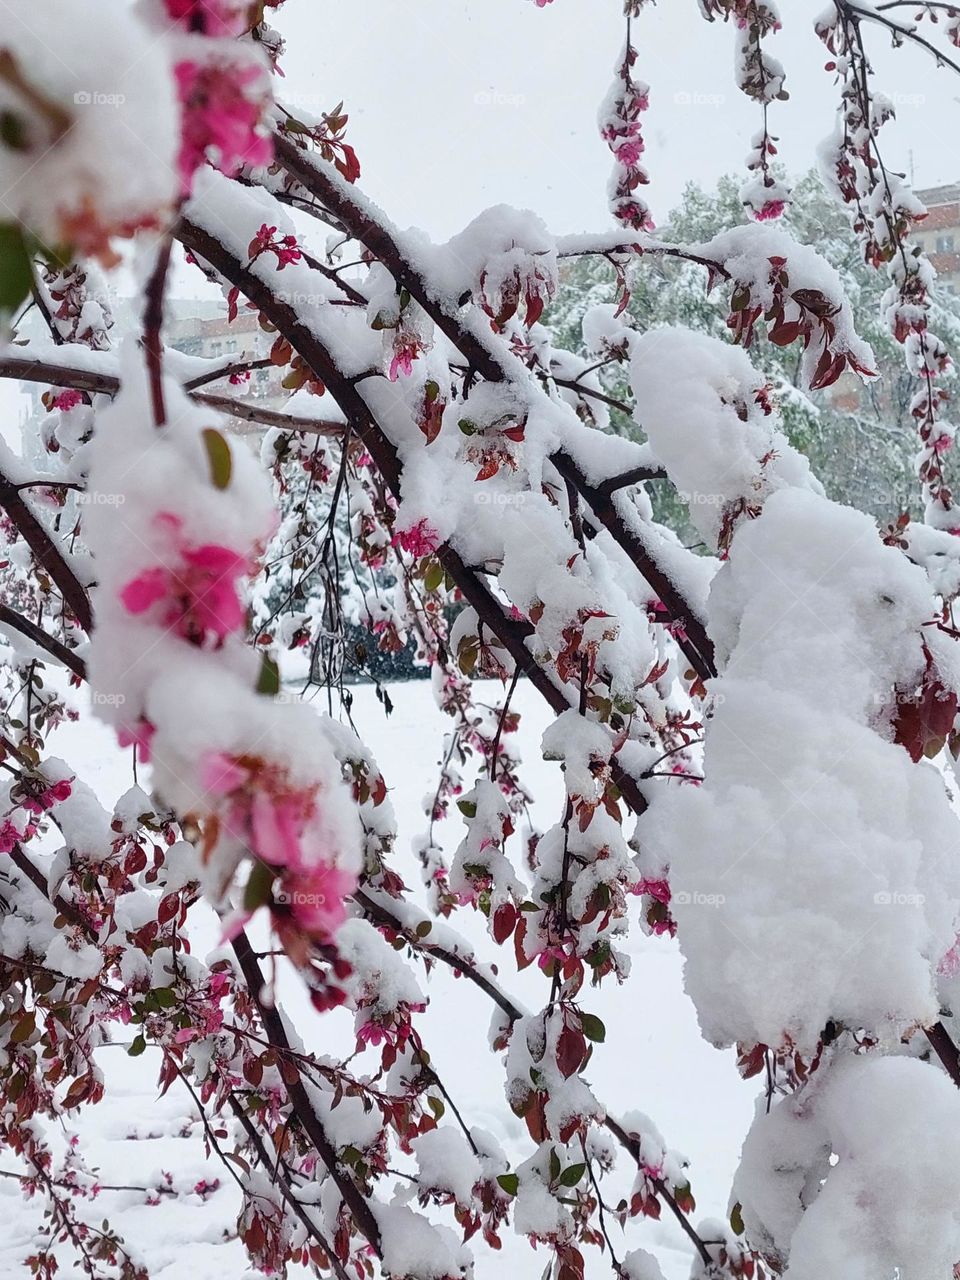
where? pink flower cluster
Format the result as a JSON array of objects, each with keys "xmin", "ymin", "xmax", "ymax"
[
  {"xmin": 0, "ymin": 778, "xmax": 72, "ymax": 854},
  {"xmin": 0, "ymin": 818, "xmax": 30, "ymax": 853},
  {"xmin": 21, "ymin": 778, "xmax": 73, "ymax": 814},
  {"xmin": 119, "ymin": 513, "xmax": 249, "ymax": 648},
  {"xmin": 175, "ymin": 60, "xmax": 273, "ymax": 194},
  {"xmin": 52, "ymin": 389, "xmax": 83, "ymax": 412},
  {"xmin": 248, "ymin": 224, "xmax": 303, "ymax": 270},
  {"xmin": 202, "ymin": 752, "xmax": 356, "ymax": 939},
  {"xmin": 392, "ymin": 518, "xmax": 440, "ymax": 559},
  {"xmin": 600, "ymin": 41, "xmax": 654, "ymax": 233}
]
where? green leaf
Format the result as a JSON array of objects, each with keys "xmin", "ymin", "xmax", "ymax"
[
  {"xmin": 456, "ymin": 798, "xmax": 477, "ymax": 819},
  {"xmin": 579, "ymin": 1012, "xmax": 606, "ymax": 1043},
  {"xmin": 427, "ymin": 1095, "xmax": 445, "ymax": 1120},
  {"xmin": 730, "ymin": 1201, "xmax": 745, "ymax": 1236},
  {"xmin": 423, "ymin": 559, "xmax": 444, "ymax": 593},
  {"xmin": 0, "ymin": 223, "xmax": 34, "ymax": 318},
  {"xmin": 559, "ymin": 1163, "xmax": 586, "ymax": 1187},
  {"xmin": 202, "ymin": 427, "xmax": 233, "ymax": 490},
  {"xmin": 256, "ymin": 653, "xmax": 281, "ymax": 697},
  {"xmin": 127, "ymin": 1034, "xmax": 147, "ymax": 1057},
  {"xmin": 243, "ymin": 860, "xmax": 276, "ymax": 911},
  {"xmin": 496, "ymin": 1173, "xmax": 519, "ymax": 1197}
]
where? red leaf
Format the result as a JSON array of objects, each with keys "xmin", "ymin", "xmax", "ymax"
[
  {"xmin": 894, "ymin": 680, "xmax": 958, "ymax": 762},
  {"xmin": 556, "ymin": 1022, "xmax": 586, "ymax": 1078},
  {"xmin": 492, "ymin": 902, "xmax": 517, "ymax": 946}
]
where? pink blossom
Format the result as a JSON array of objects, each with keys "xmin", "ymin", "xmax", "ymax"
[
  {"xmin": 754, "ymin": 199, "xmax": 786, "ymax": 222},
  {"xmin": 203, "ymin": 753, "xmax": 316, "ymax": 871},
  {"xmin": 119, "ymin": 517, "xmax": 250, "ymax": 647},
  {"xmin": 251, "ymin": 790, "xmax": 307, "ymax": 868},
  {"xmin": 21, "ymin": 779, "xmax": 72, "ymax": 815},
  {"xmin": 175, "ymin": 60, "xmax": 273, "ymax": 193},
  {"xmin": 52, "ymin": 389, "xmax": 82, "ymax": 412},
  {"xmin": 393, "ymin": 518, "xmax": 440, "ymax": 558},
  {"xmin": 248, "ymin": 224, "xmax": 302, "ymax": 270},
  {"xmin": 118, "ymin": 719, "xmax": 155, "ymax": 763},
  {"xmin": 388, "ymin": 341, "xmax": 419, "ymax": 382},
  {"xmin": 616, "ymin": 139, "xmax": 645, "ymax": 167},
  {"xmin": 537, "ymin": 945, "xmax": 566, "ymax": 973},
  {"xmin": 0, "ymin": 819, "xmax": 24, "ymax": 853},
  {"xmin": 634, "ymin": 877, "xmax": 671, "ymax": 904},
  {"xmin": 201, "ymin": 752, "xmax": 251, "ymax": 796},
  {"xmin": 287, "ymin": 862, "xmax": 355, "ymax": 936},
  {"xmin": 357, "ymin": 1020, "xmax": 391, "ymax": 1047},
  {"xmin": 940, "ymin": 937, "xmax": 960, "ymax": 977},
  {"xmin": 199, "ymin": 750, "xmax": 357, "ymax": 939},
  {"xmin": 614, "ymin": 198, "xmax": 655, "ymax": 232}
]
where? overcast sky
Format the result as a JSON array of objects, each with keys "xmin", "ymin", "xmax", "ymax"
[{"xmin": 276, "ymin": 0, "xmax": 960, "ymax": 239}]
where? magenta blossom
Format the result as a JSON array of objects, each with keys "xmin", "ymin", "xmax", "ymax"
[
  {"xmin": 53, "ymin": 389, "xmax": 83, "ymax": 412},
  {"xmin": 287, "ymin": 862, "xmax": 356, "ymax": 937},
  {"xmin": 393, "ymin": 518, "xmax": 440, "ymax": 558},
  {"xmin": 20, "ymin": 778, "xmax": 72, "ymax": 816},
  {"xmin": 119, "ymin": 516, "xmax": 250, "ymax": 647},
  {"xmin": 388, "ymin": 338, "xmax": 422, "ymax": 382},
  {"xmin": 248, "ymin": 224, "xmax": 303, "ymax": 270},
  {"xmin": 615, "ymin": 139, "xmax": 645, "ymax": 167},
  {"xmin": 200, "ymin": 750, "xmax": 358, "ymax": 940},
  {"xmin": 175, "ymin": 60, "xmax": 273, "ymax": 193},
  {"xmin": 0, "ymin": 818, "xmax": 28, "ymax": 853},
  {"xmin": 118, "ymin": 719, "xmax": 156, "ymax": 763},
  {"xmin": 754, "ymin": 199, "xmax": 786, "ymax": 222}
]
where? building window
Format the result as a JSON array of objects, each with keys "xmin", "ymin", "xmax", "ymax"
[{"xmin": 937, "ymin": 234, "xmax": 955, "ymax": 253}]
